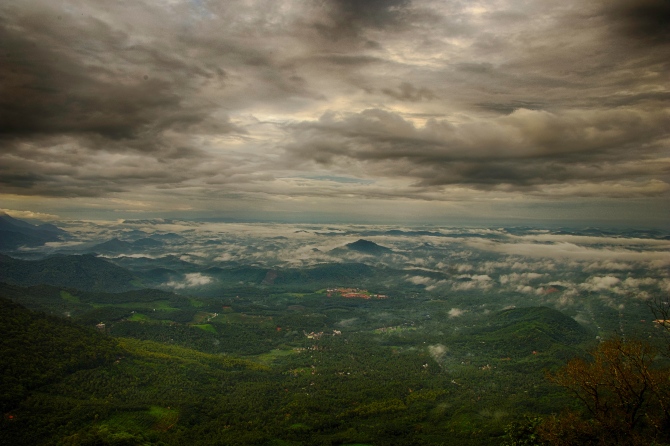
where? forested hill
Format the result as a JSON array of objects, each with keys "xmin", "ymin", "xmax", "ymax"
[
  {"xmin": 0, "ymin": 253, "xmax": 140, "ymax": 292},
  {"xmin": 0, "ymin": 297, "xmax": 122, "ymax": 413},
  {"xmin": 0, "ymin": 212, "xmax": 66, "ymax": 250},
  {"xmin": 491, "ymin": 306, "xmax": 590, "ymax": 346}
]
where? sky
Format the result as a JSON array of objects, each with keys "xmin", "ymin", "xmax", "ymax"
[{"xmin": 1, "ymin": 0, "xmax": 669, "ymax": 226}]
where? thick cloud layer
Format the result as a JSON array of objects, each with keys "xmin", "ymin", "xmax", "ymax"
[
  {"xmin": 20, "ymin": 219, "xmax": 669, "ymax": 314},
  {"xmin": 1, "ymin": 0, "xmax": 668, "ymax": 223}
]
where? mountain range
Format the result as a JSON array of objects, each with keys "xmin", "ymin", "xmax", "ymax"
[{"xmin": 0, "ymin": 212, "xmax": 68, "ymax": 250}]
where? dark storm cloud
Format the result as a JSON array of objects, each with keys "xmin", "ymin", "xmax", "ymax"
[
  {"xmin": 0, "ymin": 1, "xmax": 254, "ymax": 197},
  {"xmin": 603, "ymin": 0, "xmax": 670, "ymax": 44},
  {"xmin": 315, "ymin": 0, "xmax": 412, "ymax": 39},
  {"xmin": 276, "ymin": 0, "xmax": 670, "ymax": 203},
  {"xmin": 1, "ymin": 0, "xmax": 668, "ymax": 220},
  {"xmin": 0, "ymin": 8, "xmax": 228, "ymax": 144},
  {"xmin": 0, "ymin": 133, "xmax": 211, "ymax": 198},
  {"xmin": 284, "ymin": 107, "xmax": 670, "ymax": 195}
]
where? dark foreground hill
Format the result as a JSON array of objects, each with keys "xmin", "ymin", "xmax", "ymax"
[
  {"xmin": 0, "ymin": 296, "xmax": 261, "ymax": 446},
  {"xmin": 0, "ymin": 253, "xmax": 140, "ymax": 292},
  {"xmin": 0, "ymin": 297, "xmax": 122, "ymax": 413},
  {"xmin": 0, "ymin": 282, "xmax": 187, "ymax": 322}
]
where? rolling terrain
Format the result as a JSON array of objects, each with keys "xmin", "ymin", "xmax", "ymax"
[{"xmin": 1, "ymin": 216, "xmax": 669, "ymax": 444}]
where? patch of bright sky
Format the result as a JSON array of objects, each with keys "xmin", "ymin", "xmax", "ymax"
[{"xmin": 296, "ymin": 175, "xmax": 375, "ymax": 185}]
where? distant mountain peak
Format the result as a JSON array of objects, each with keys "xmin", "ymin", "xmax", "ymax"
[
  {"xmin": 344, "ymin": 239, "xmax": 392, "ymax": 255},
  {"xmin": 0, "ymin": 213, "xmax": 65, "ymax": 250},
  {"xmin": 37, "ymin": 223, "xmax": 69, "ymax": 235},
  {"xmin": 90, "ymin": 238, "xmax": 133, "ymax": 253},
  {"xmin": 0, "ymin": 212, "xmax": 36, "ymax": 229}
]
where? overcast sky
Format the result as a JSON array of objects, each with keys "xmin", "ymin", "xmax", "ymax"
[{"xmin": 1, "ymin": 0, "xmax": 669, "ymax": 226}]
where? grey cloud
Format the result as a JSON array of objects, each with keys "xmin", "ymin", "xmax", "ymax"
[
  {"xmin": 476, "ymin": 100, "xmax": 548, "ymax": 115},
  {"xmin": 0, "ymin": 13, "xmax": 222, "ymax": 142},
  {"xmin": 381, "ymin": 82, "xmax": 436, "ymax": 102},
  {"xmin": 600, "ymin": 92, "xmax": 670, "ymax": 109},
  {"xmin": 305, "ymin": 54, "xmax": 383, "ymax": 68},
  {"xmin": 455, "ymin": 63, "xmax": 496, "ymax": 75},
  {"xmin": 1, "ymin": 0, "xmax": 668, "ymax": 221},
  {"xmin": 603, "ymin": 0, "xmax": 670, "ymax": 44},
  {"xmin": 315, "ymin": 0, "xmax": 412, "ymax": 39},
  {"xmin": 0, "ymin": 1, "xmax": 262, "ymax": 197},
  {"xmin": 284, "ymin": 107, "xmax": 670, "ymax": 194}
]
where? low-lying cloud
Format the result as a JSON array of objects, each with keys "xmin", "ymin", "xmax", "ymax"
[{"xmin": 167, "ymin": 273, "xmax": 213, "ymax": 289}]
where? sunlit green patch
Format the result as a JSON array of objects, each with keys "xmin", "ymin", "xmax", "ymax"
[
  {"xmin": 188, "ymin": 298, "xmax": 205, "ymax": 308},
  {"xmin": 130, "ymin": 279, "xmax": 145, "ymax": 287},
  {"xmin": 211, "ymin": 312, "xmax": 273, "ymax": 326},
  {"xmin": 92, "ymin": 301, "xmax": 180, "ymax": 311},
  {"xmin": 253, "ymin": 348, "xmax": 299, "ymax": 365},
  {"xmin": 210, "ymin": 312, "xmax": 240, "ymax": 323},
  {"xmin": 128, "ymin": 313, "xmax": 150, "ymax": 322},
  {"xmin": 192, "ymin": 311, "xmax": 215, "ymax": 323},
  {"xmin": 284, "ymin": 367, "xmax": 312, "ymax": 377},
  {"xmin": 286, "ymin": 293, "xmax": 308, "ymax": 298},
  {"xmin": 373, "ymin": 325, "xmax": 417, "ymax": 335},
  {"xmin": 193, "ymin": 323, "xmax": 217, "ymax": 334},
  {"xmin": 118, "ymin": 338, "xmax": 267, "ymax": 370},
  {"xmin": 148, "ymin": 406, "xmax": 179, "ymax": 431},
  {"xmin": 100, "ymin": 406, "xmax": 178, "ymax": 433},
  {"xmin": 60, "ymin": 291, "xmax": 80, "ymax": 303},
  {"xmin": 103, "ymin": 411, "xmax": 155, "ymax": 432}
]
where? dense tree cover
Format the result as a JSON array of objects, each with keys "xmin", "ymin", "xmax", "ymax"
[
  {"xmin": 0, "ymin": 282, "xmax": 91, "ymax": 316},
  {"xmin": 0, "ymin": 297, "xmax": 122, "ymax": 413},
  {"xmin": 501, "ymin": 415, "xmax": 547, "ymax": 446},
  {"xmin": 108, "ymin": 320, "xmax": 281, "ymax": 355},
  {"xmin": 59, "ymin": 425, "xmax": 163, "ymax": 446},
  {"xmin": 0, "ymin": 254, "xmax": 139, "ymax": 292},
  {"xmin": 2, "ymin": 292, "xmax": 588, "ymax": 445},
  {"xmin": 3, "ymin": 276, "xmax": 666, "ymax": 445}
]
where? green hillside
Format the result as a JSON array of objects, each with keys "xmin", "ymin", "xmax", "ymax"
[
  {"xmin": 0, "ymin": 297, "xmax": 122, "ymax": 413},
  {"xmin": 491, "ymin": 306, "xmax": 589, "ymax": 346},
  {"xmin": 0, "ymin": 254, "xmax": 140, "ymax": 292},
  {"xmin": 0, "ymin": 291, "xmax": 587, "ymax": 446}
]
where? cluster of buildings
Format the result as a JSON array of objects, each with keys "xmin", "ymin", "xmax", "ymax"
[
  {"xmin": 303, "ymin": 329, "xmax": 342, "ymax": 339},
  {"xmin": 326, "ymin": 287, "xmax": 388, "ymax": 299}
]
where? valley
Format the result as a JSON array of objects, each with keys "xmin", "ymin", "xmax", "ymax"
[{"xmin": 1, "ymin": 214, "xmax": 669, "ymax": 445}]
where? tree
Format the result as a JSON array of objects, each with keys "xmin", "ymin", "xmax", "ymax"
[
  {"xmin": 501, "ymin": 415, "xmax": 548, "ymax": 446},
  {"xmin": 542, "ymin": 337, "xmax": 670, "ymax": 445},
  {"xmin": 648, "ymin": 296, "xmax": 670, "ymax": 352}
]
